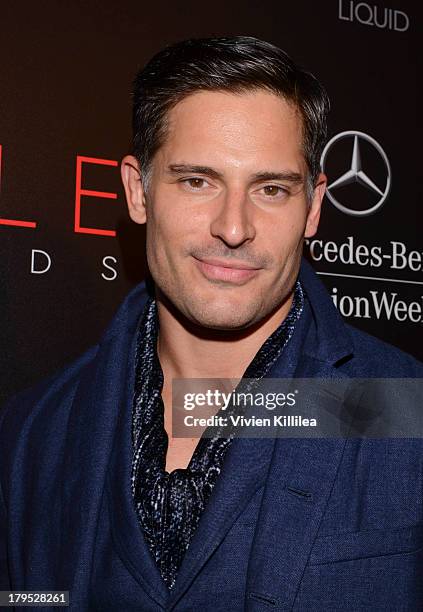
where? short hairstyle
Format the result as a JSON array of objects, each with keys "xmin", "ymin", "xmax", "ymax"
[{"xmin": 132, "ymin": 36, "xmax": 330, "ymax": 199}]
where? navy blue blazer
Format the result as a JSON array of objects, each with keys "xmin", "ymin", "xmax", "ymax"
[{"xmin": 1, "ymin": 259, "xmax": 422, "ymax": 611}]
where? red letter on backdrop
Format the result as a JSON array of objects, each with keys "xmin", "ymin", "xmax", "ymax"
[
  {"xmin": 74, "ymin": 155, "xmax": 118, "ymax": 236},
  {"xmin": 0, "ymin": 145, "xmax": 37, "ymax": 228}
]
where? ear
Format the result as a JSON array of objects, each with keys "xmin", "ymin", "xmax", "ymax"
[
  {"xmin": 304, "ymin": 172, "xmax": 326, "ymax": 238},
  {"xmin": 121, "ymin": 155, "xmax": 148, "ymax": 224}
]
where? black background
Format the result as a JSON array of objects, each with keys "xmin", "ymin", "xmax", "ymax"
[{"xmin": 1, "ymin": 1, "xmax": 421, "ymax": 404}]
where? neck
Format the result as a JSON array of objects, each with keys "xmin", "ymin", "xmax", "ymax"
[{"xmin": 156, "ymin": 290, "xmax": 294, "ymax": 385}]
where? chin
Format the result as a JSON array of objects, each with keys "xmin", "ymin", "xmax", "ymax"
[
  {"xmin": 186, "ymin": 298, "xmax": 262, "ymax": 331},
  {"xmin": 193, "ymin": 314, "xmax": 253, "ymax": 331}
]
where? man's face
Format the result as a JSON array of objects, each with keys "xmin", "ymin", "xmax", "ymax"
[{"xmin": 122, "ymin": 89, "xmax": 325, "ymax": 330}]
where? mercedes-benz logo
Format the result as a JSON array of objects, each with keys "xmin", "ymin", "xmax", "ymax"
[{"xmin": 320, "ymin": 131, "xmax": 391, "ymax": 217}]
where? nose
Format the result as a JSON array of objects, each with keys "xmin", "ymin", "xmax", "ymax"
[{"xmin": 209, "ymin": 188, "xmax": 256, "ymax": 247}]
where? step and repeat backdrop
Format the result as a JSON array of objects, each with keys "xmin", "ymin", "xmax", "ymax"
[{"xmin": 0, "ymin": 1, "xmax": 420, "ymax": 404}]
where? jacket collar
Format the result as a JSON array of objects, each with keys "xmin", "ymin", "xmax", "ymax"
[{"xmin": 298, "ymin": 258, "xmax": 354, "ymax": 367}]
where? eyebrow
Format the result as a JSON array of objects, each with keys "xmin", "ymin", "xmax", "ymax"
[{"xmin": 166, "ymin": 164, "xmax": 304, "ymax": 185}]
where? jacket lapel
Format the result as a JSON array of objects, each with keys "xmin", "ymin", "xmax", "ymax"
[
  {"xmin": 168, "ymin": 286, "xmax": 316, "ymax": 607},
  {"xmin": 168, "ymin": 435, "xmax": 277, "ymax": 607},
  {"xmin": 55, "ymin": 285, "xmax": 150, "ymax": 608},
  {"xmin": 245, "ymin": 260, "xmax": 356, "ymax": 610},
  {"xmin": 244, "ymin": 362, "xmax": 352, "ymax": 611}
]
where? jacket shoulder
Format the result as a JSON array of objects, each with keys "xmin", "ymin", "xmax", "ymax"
[{"xmin": 341, "ymin": 323, "xmax": 423, "ymax": 377}]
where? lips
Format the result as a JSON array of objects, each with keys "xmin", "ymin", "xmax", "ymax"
[{"xmin": 193, "ymin": 256, "xmax": 261, "ymax": 284}]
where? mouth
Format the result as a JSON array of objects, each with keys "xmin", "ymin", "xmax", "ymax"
[{"xmin": 193, "ymin": 256, "xmax": 261, "ymax": 284}]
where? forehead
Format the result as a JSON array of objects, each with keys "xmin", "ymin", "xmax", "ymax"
[{"xmin": 158, "ymin": 89, "xmax": 305, "ymax": 171}]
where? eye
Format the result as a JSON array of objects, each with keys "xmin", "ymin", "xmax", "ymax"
[
  {"xmin": 261, "ymin": 184, "xmax": 288, "ymax": 198},
  {"xmin": 182, "ymin": 177, "xmax": 207, "ymax": 190}
]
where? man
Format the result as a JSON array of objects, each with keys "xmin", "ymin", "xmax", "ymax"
[{"xmin": 1, "ymin": 37, "xmax": 422, "ymax": 611}]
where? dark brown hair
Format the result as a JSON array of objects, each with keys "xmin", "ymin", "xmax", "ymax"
[{"xmin": 132, "ymin": 36, "xmax": 330, "ymax": 197}]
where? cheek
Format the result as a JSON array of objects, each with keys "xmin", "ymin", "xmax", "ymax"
[
  {"xmin": 146, "ymin": 201, "xmax": 194, "ymax": 269},
  {"xmin": 266, "ymin": 217, "xmax": 305, "ymax": 257},
  {"xmin": 148, "ymin": 197, "xmax": 178, "ymax": 241},
  {"xmin": 152, "ymin": 198, "xmax": 208, "ymax": 246}
]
